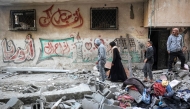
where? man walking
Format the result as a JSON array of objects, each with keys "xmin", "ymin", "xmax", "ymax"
[
  {"xmin": 143, "ymin": 41, "xmax": 154, "ymax": 83},
  {"xmin": 167, "ymin": 28, "xmax": 187, "ymax": 72},
  {"xmin": 94, "ymin": 38, "xmax": 106, "ymax": 82}
]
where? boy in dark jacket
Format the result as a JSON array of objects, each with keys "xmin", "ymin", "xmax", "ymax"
[{"xmin": 143, "ymin": 41, "xmax": 154, "ymax": 83}]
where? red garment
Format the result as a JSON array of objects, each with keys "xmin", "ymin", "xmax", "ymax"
[
  {"xmin": 117, "ymin": 94, "xmax": 134, "ymax": 108},
  {"xmin": 153, "ymin": 82, "xmax": 166, "ymax": 96},
  {"xmin": 129, "ymin": 86, "xmax": 138, "ymax": 91}
]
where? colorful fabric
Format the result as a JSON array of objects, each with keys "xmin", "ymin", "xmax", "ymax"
[{"xmin": 153, "ymin": 82, "xmax": 166, "ymax": 96}]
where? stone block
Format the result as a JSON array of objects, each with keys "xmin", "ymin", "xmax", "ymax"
[
  {"xmin": 82, "ymin": 98, "xmax": 99, "ymax": 109},
  {"xmin": 169, "ymin": 80, "xmax": 181, "ymax": 88},
  {"xmin": 128, "ymin": 89, "xmax": 142, "ymax": 103},
  {"xmin": 22, "ymin": 106, "xmax": 32, "ymax": 109},
  {"xmin": 93, "ymin": 92, "xmax": 104, "ymax": 103},
  {"xmin": 177, "ymin": 69, "xmax": 189, "ymax": 73},
  {"xmin": 162, "ymin": 69, "xmax": 168, "ymax": 73},
  {"xmin": 183, "ymin": 75, "xmax": 190, "ymax": 80},
  {"xmin": 178, "ymin": 72, "xmax": 187, "ymax": 78},
  {"xmin": 103, "ymin": 99, "xmax": 119, "ymax": 106},
  {"xmin": 101, "ymin": 103, "xmax": 123, "ymax": 109},
  {"xmin": 6, "ymin": 97, "xmax": 24, "ymax": 109}
]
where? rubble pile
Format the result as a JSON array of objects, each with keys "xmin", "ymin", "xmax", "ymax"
[{"xmin": 0, "ymin": 62, "xmax": 190, "ymax": 109}]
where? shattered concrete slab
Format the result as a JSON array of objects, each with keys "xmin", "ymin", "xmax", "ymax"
[
  {"xmin": 169, "ymin": 80, "xmax": 181, "ymax": 89},
  {"xmin": 42, "ymin": 83, "xmax": 92, "ymax": 102},
  {"xmin": 0, "ymin": 84, "xmax": 91, "ymax": 104},
  {"xmin": 2, "ymin": 67, "xmax": 70, "ymax": 73}
]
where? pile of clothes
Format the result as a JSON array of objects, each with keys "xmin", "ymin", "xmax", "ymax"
[{"xmin": 120, "ymin": 78, "xmax": 190, "ymax": 109}]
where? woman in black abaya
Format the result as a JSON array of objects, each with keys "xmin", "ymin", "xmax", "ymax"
[{"xmin": 109, "ymin": 41, "xmax": 128, "ymax": 82}]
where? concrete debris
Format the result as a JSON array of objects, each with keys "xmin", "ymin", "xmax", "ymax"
[
  {"xmin": 0, "ymin": 102, "xmax": 10, "ymax": 109},
  {"xmin": 1, "ymin": 64, "xmax": 190, "ymax": 109},
  {"xmin": 6, "ymin": 97, "xmax": 24, "ymax": 109},
  {"xmin": 23, "ymin": 84, "xmax": 39, "ymax": 94},
  {"xmin": 2, "ymin": 67, "xmax": 70, "ymax": 73},
  {"xmin": 128, "ymin": 89, "xmax": 142, "ymax": 103},
  {"xmin": 169, "ymin": 79, "xmax": 181, "ymax": 88}
]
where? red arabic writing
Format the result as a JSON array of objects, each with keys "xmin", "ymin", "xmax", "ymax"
[
  {"xmin": 44, "ymin": 42, "xmax": 70, "ymax": 55},
  {"xmin": 39, "ymin": 5, "xmax": 83, "ymax": 28}
]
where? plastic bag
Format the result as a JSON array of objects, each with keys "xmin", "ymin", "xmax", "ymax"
[{"xmin": 142, "ymin": 88, "xmax": 150, "ymax": 104}]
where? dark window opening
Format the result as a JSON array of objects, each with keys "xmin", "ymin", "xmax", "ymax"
[
  {"xmin": 90, "ymin": 7, "xmax": 118, "ymax": 30},
  {"xmin": 9, "ymin": 9, "xmax": 36, "ymax": 31}
]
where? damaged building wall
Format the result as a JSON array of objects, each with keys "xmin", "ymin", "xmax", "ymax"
[
  {"xmin": 0, "ymin": 3, "xmax": 148, "ymax": 69},
  {"xmin": 144, "ymin": 0, "xmax": 190, "ymax": 61},
  {"xmin": 144, "ymin": 0, "xmax": 190, "ymax": 27}
]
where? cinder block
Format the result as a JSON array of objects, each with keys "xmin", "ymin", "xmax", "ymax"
[
  {"xmin": 82, "ymin": 98, "xmax": 99, "ymax": 109},
  {"xmin": 177, "ymin": 69, "xmax": 189, "ymax": 73},
  {"xmin": 103, "ymin": 99, "xmax": 119, "ymax": 106},
  {"xmin": 183, "ymin": 75, "xmax": 190, "ymax": 80},
  {"xmin": 162, "ymin": 69, "xmax": 168, "ymax": 73},
  {"xmin": 178, "ymin": 72, "xmax": 187, "ymax": 78},
  {"xmin": 93, "ymin": 92, "xmax": 104, "ymax": 103},
  {"xmin": 128, "ymin": 89, "xmax": 142, "ymax": 103},
  {"xmin": 101, "ymin": 103, "xmax": 123, "ymax": 109},
  {"xmin": 21, "ymin": 105, "xmax": 32, "ymax": 109},
  {"xmin": 169, "ymin": 80, "xmax": 181, "ymax": 88},
  {"xmin": 6, "ymin": 97, "xmax": 24, "ymax": 109}
]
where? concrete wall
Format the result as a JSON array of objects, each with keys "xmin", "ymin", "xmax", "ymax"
[
  {"xmin": 0, "ymin": 3, "xmax": 148, "ymax": 69},
  {"xmin": 144, "ymin": 0, "xmax": 190, "ymax": 27}
]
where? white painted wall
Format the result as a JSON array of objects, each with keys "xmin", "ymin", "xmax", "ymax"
[{"xmin": 0, "ymin": 3, "xmax": 148, "ymax": 69}]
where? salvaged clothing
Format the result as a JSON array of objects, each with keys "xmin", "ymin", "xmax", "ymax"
[{"xmin": 122, "ymin": 78, "xmax": 146, "ymax": 94}]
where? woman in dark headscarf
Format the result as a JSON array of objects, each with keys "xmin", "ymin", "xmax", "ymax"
[{"xmin": 109, "ymin": 41, "xmax": 128, "ymax": 82}]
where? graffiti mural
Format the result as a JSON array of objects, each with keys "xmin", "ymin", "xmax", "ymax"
[
  {"xmin": 85, "ymin": 42, "xmax": 92, "ymax": 50},
  {"xmin": 36, "ymin": 32, "xmax": 145, "ymax": 64},
  {"xmin": 37, "ymin": 37, "xmax": 74, "ymax": 64},
  {"xmin": 39, "ymin": 5, "xmax": 83, "ymax": 28},
  {"xmin": 113, "ymin": 36, "xmax": 141, "ymax": 63},
  {"xmin": 74, "ymin": 33, "xmax": 83, "ymax": 62},
  {"xmin": 1, "ymin": 34, "xmax": 35, "ymax": 63}
]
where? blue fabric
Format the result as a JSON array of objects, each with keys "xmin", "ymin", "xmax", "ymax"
[{"xmin": 142, "ymin": 88, "xmax": 150, "ymax": 104}]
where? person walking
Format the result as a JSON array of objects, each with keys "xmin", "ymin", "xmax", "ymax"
[
  {"xmin": 167, "ymin": 28, "xmax": 187, "ymax": 72},
  {"xmin": 108, "ymin": 41, "xmax": 127, "ymax": 82},
  {"xmin": 94, "ymin": 38, "xmax": 106, "ymax": 82},
  {"xmin": 143, "ymin": 41, "xmax": 154, "ymax": 83}
]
